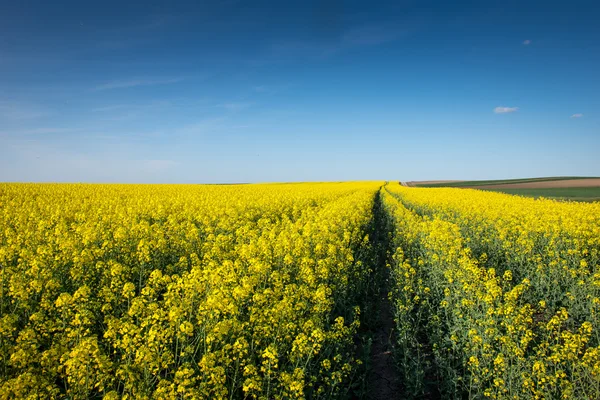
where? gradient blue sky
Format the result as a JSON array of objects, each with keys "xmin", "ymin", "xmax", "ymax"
[{"xmin": 1, "ymin": 0, "xmax": 598, "ymax": 183}]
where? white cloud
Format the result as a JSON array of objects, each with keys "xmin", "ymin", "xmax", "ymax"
[
  {"xmin": 571, "ymin": 113, "xmax": 584, "ymax": 118},
  {"xmin": 93, "ymin": 77, "xmax": 183, "ymax": 91},
  {"xmin": 523, "ymin": 39, "xmax": 531, "ymax": 45},
  {"xmin": 494, "ymin": 106, "xmax": 519, "ymax": 114}
]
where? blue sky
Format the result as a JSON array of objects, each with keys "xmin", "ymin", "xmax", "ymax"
[{"xmin": 1, "ymin": 0, "xmax": 598, "ymax": 183}]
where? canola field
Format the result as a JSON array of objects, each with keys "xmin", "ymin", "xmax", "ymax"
[
  {"xmin": 383, "ymin": 182, "xmax": 600, "ymax": 399},
  {"xmin": 1, "ymin": 181, "xmax": 600, "ymax": 399},
  {"xmin": 0, "ymin": 182, "xmax": 382, "ymax": 399}
]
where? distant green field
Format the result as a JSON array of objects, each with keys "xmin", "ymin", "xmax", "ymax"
[
  {"xmin": 418, "ymin": 176, "xmax": 596, "ymax": 188},
  {"xmin": 481, "ymin": 187, "xmax": 600, "ymax": 202}
]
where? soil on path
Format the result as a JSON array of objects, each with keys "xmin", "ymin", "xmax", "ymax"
[
  {"xmin": 368, "ymin": 274, "xmax": 400, "ymax": 399},
  {"xmin": 366, "ymin": 190, "xmax": 402, "ymax": 399}
]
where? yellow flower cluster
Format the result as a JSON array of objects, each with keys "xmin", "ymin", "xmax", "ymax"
[
  {"xmin": 0, "ymin": 182, "xmax": 382, "ymax": 399},
  {"xmin": 383, "ymin": 182, "xmax": 600, "ymax": 399}
]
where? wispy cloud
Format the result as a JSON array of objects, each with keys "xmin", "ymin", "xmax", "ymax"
[
  {"xmin": 217, "ymin": 102, "xmax": 253, "ymax": 111},
  {"xmin": 93, "ymin": 77, "xmax": 183, "ymax": 91},
  {"xmin": 523, "ymin": 39, "xmax": 531, "ymax": 45},
  {"xmin": 91, "ymin": 100, "xmax": 171, "ymax": 113},
  {"xmin": 86, "ymin": 130, "xmax": 165, "ymax": 142},
  {"xmin": 571, "ymin": 113, "xmax": 584, "ymax": 118},
  {"xmin": 95, "ymin": 14, "xmax": 182, "ymax": 50},
  {"xmin": 0, "ymin": 127, "xmax": 77, "ymax": 142},
  {"xmin": 342, "ymin": 24, "xmax": 406, "ymax": 46},
  {"xmin": 91, "ymin": 104, "xmax": 132, "ymax": 112},
  {"xmin": 494, "ymin": 106, "xmax": 519, "ymax": 114},
  {"xmin": 19, "ymin": 128, "xmax": 75, "ymax": 135},
  {"xmin": 1, "ymin": 137, "xmax": 184, "ymax": 182},
  {"xmin": 177, "ymin": 117, "xmax": 228, "ymax": 135},
  {"xmin": 167, "ymin": 116, "xmax": 257, "ymax": 141},
  {"xmin": 252, "ymin": 83, "xmax": 294, "ymax": 95},
  {"xmin": 0, "ymin": 125, "xmax": 167, "ymax": 144},
  {"xmin": 0, "ymin": 101, "xmax": 50, "ymax": 119},
  {"xmin": 263, "ymin": 41, "xmax": 339, "ymax": 62},
  {"xmin": 251, "ymin": 21, "xmax": 415, "ymax": 66}
]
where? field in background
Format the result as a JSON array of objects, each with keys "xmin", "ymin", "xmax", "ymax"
[
  {"xmin": 412, "ymin": 176, "xmax": 594, "ymax": 188},
  {"xmin": 484, "ymin": 186, "xmax": 600, "ymax": 202},
  {"xmin": 407, "ymin": 176, "xmax": 600, "ymax": 201}
]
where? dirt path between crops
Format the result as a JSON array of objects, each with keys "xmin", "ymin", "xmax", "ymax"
[
  {"xmin": 368, "ymin": 275, "xmax": 400, "ymax": 399},
  {"xmin": 367, "ymin": 190, "xmax": 401, "ymax": 399}
]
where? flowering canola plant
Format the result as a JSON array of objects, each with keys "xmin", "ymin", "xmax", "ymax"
[
  {"xmin": 0, "ymin": 182, "xmax": 382, "ymax": 399},
  {"xmin": 383, "ymin": 182, "xmax": 600, "ymax": 399},
  {"xmin": 3, "ymin": 180, "xmax": 598, "ymax": 399}
]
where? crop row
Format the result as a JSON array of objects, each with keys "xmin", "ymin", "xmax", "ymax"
[
  {"xmin": 4, "ymin": 180, "xmax": 598, "ymax": 399},
  {"xmin": 0, "ymin": 182, "xmax": 382, "ymax": 399},
  {"xmin": 383, "ymin": 182, "xmax": 600, "ymax": 399}
]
